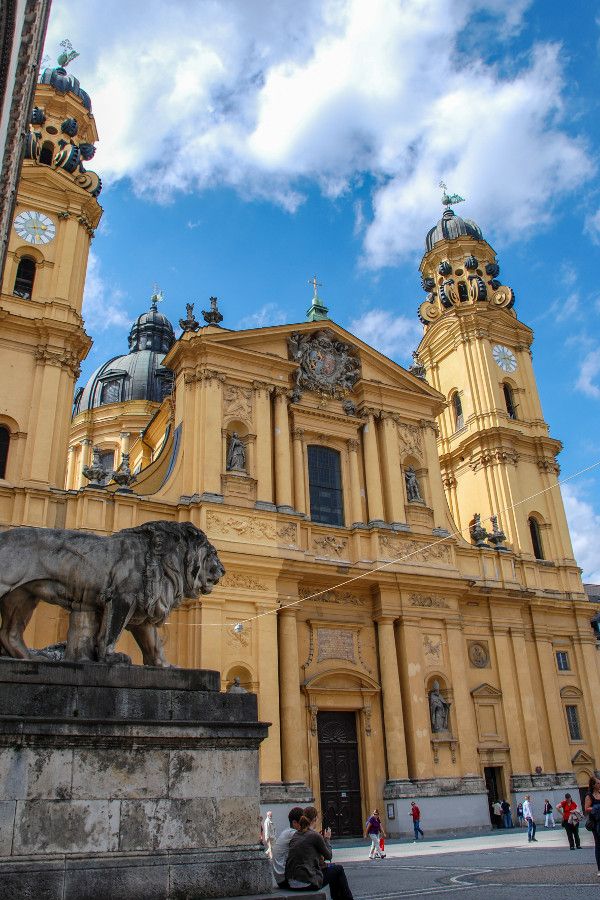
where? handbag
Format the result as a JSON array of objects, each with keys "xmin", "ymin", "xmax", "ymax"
[
  {"xmin": 585, "ymin": 818, "xmax": 594, "ymax": 832},
  {"xmin": 379, "ymin": 836, "xmax": 385, "ymax": 852}
]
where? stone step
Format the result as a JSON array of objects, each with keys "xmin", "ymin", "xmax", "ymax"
[{"xmin": 226, "ymin": 893, "xmax": 325, "ymax": 899}]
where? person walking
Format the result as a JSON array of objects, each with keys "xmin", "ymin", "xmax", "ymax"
[
  {"xmin": 516, "ymin": 801, "xmax": 524, "ymax": 827},
  {"xmin": 556, "ymin": 793, "xmax": 581, "ymax": 849},
  {"xmin": 410, "ymin": 801, "xmax": 424, "ymax": 841},
  {"xmin": 584, "ymin": 775, "xmax": 600, "ymax": 877},
  {"xmin": 543, "ymin": 799, "xmax": 555, "ymax": 828},
  {"xmin": 263, "ymin": 810, "xmax": 276, "ymax": 859},
  {"xmin": 501, "ymin": 799, "xmax": 513, "ymax": 829},
  {"xmin": 365, "ymin": 808, "xmax": 386, "ymax": 858},
  {"xmin": 523, "ymin": 795, "xmax": 537, "ymax": 842}
]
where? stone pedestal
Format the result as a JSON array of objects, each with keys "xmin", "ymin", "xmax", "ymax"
[{"xmin": 0, "ymin": 659, "xmax": 273, "ymax": 899}]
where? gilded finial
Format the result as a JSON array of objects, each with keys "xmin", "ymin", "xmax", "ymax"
[
  {"xmin": 150, "ymin": 284, "xmax": 163, "ymax": 310},
  {"xmin": 308, "ymin": 274, "xmax": 322, "ymax": 298},
  {"xmin": 439, "ymin": 181, "xmax": 465, "ymax": 208},
  {"xmin": 57, "ymin": 39, "xmax": 79, "ymax": 69}
]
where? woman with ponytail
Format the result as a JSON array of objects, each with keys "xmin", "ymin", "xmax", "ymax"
[{"xmin": 285, "ymin": 807, "xmax": 354, "ymax": 898}]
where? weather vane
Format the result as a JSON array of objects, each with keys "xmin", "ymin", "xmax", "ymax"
[
  {"xmin": 150, "ymin": 284, "xmax": 164, "ymax": 310},
  {"xmin": 57, "ymin": 39, "xmax": 79, "ymax": 69},
  {"xmin": 439, "ymin": 181, "xmax": 465, "ymax": 208},
  {"xmin": 308, "ymin": 274, "xmax": 322, "ymax": 298}
]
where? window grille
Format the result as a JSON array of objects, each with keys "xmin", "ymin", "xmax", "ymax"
[
  {"xmin": 0, "ymin": 427, "xmax": 9, "ymax": 478},
  {"xmin": 308, "ymin": 445, "xmax": 344, "ymax": 526},
  {"xmin": 528, "ymin": 517, "xmax": 544, "ymax": 560},
  {"xmin": 503, "ymin": 383, "xmax": 517, "ymax": 419},
  {"xmin": 565, "ymin": 705, "xmax": 582, "ymax": 741},
  {"xmin": 13, "ymin": 257, "xmax": 36, "ymax": 299}
]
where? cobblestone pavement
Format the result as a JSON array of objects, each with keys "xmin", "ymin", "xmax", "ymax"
[{"xmin": 325, "ymin": 829, "xmax": 600, "ymax": 899}]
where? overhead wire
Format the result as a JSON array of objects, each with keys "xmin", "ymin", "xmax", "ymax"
[{"xmin": 164, "ymin": 457, "xmax": 600, "ymax": 630}]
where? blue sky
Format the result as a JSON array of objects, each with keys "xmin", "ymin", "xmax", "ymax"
[{"xmin": 43, "ymin": 1, "xmax": 600, "ymax": 579}]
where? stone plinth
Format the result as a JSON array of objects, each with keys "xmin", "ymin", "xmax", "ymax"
[{"xmin": 0, "ymin": 659, "xmax": 273, "ymax": 899}]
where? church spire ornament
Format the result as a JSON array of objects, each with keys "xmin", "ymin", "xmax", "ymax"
[
  {"xmin": 306, "ymin": 274, "xmax": 329, "ymax": 322},
  {"xmin": 202, "ymin": 296, "xmax": 223, "ymax": 326}
]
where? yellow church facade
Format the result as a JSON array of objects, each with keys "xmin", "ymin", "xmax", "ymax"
[{"xmin": 1, "ymin": 64, "xmax": 599, "ymax": 838}]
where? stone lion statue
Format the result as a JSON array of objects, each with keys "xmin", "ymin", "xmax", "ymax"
[{"xmin": 0, "ymin": 520, "xmax": 224, "ymax": 667}]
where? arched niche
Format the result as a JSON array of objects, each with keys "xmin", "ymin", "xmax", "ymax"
[{"xmin": 225, "ymin": 664, "xmax": 254, "ymax": 692}]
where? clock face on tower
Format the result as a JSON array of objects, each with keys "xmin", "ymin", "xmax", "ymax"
[
  {"xmin": 492, "ymin": 344, "xmax": 517, "ymax": 373},
  {"xmin": 13, "ymin": 210, "xmax": 56, "ymax": 245}
]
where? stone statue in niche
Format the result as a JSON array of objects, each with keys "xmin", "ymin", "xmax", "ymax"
[
  {"xmin": 429, "ymin": 680, "xmax": 451, "ymax": 732},
  {"xmin": 226, "ymin": 432, "xmax": 246, "ymax": 471},
  {"xmin": 405, "ymin": 466, "xmax": 422, "ymax": 502}
]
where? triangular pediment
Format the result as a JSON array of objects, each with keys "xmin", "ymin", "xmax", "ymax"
[
  {"xmin": 182, "ymin": 319, "xmax": 443, "ymax": 408},
  {"xmin": 471, "ymin": 682, "xmax": 502, "ymax": 698},
  {"xmin": 571, "ymin": 749, "xmax": 594, "ymax": 766}
]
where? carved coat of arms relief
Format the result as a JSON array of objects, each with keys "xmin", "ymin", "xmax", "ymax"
[{"xmin": 288, "ymin": 329, "xmax": 361, "ymax": 402}]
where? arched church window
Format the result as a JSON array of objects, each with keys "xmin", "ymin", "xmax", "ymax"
[
  {"xmin": 308, "ymin": 445, "xmax": 344, "ymax": 526},
  {"xmin": 451, "ymin": 392, "xmax": 464, "ymax": 430},
  {"xmin": 528, "ymin": 516, "xmax": 544, "ymax": 560},
  {"xmin": 503, "ymin": 383, "xmax": 517, "ymax": 419},
  {"xmin": 0, "ymin": 426, "xmax": 9, "ymax": 478},
  {"xmin": 13, "ymin": 256, "xmax": 36, "ymax": 299},
  {"xmin": 39, "ymin": 141, "xmax": 54, "ymax": 166},
  {"xmin": 100, "ymin": 379, "xmax": 121, "ymax": 404}
]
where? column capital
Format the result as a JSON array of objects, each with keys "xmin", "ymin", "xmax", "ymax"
[
  {"xmin": 200, "ymin": 369, "xmax": 226, "ymax": 384},
  {"xmin": 374, "ymin": 613, "xmax": 398, "ymax": 625},
  {"xmin": 347, "ymin": 438, "xmax": 360, "ymax": 452},
  {"xmin": 274, "ymin": 386, "xmax": 290, "ymax": 400},
  {"xmin": 252, "ymin": 380, "xmax": 274, "ymax": 394},
  {"xmin": 120, "ymin": 431, "xmax": 131, "ymax": 439},
  {"xmin": 361, "ymin": 406, "xmax": 380, "ymax": 420},
  {"xmin": 278, "ymin": 605, "xmax": 299, "ymax": 619},
  {"xmin": 292, "ymin": 427, "xmax": 304, "ymax": 441}
]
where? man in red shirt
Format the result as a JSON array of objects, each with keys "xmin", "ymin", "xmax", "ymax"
[
  {"xmin": 556, "ymin": 793, "xmax": 582, "ymax": 850},
  {"xmin": 410, "ymin": 801, "xmax": 424, "ymax": 842}
]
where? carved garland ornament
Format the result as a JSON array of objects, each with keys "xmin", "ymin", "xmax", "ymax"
[
  {"xmin": 288, "ymin": 329, "xmax": 361, "ymax": 401},
  {"xmin": 219, "ymin": 572, "xmax": 268, "ymax": 592},
  {"xmin": 299, "ymin": 586, "xmax": 366, "ymax": 606},
  {"xmin": 380, "ymin": 535, "xmax": 451, "ymax": 564},
  {"xmin": 206, "ymin": 511, "xmax": 296, "ymax": 544},
  {"xmin": 409, "ymin": 593, "xmax": 450, "ymax": 609},
  {"xmin": 312, "ymin": 535, "xmax": 349, "ymax": 557}
]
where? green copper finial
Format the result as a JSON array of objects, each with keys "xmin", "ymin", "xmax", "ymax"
[
  {"xmin": 306, "ymin": 274, "xmax": 329, "ymax": 322},
  {"xmin": 57, "ymin": 39, "xmax": 79, "ymax": 69},
  {"xmin": 439, "ymin": 181, "xmax": 465, "ymax": 208}
]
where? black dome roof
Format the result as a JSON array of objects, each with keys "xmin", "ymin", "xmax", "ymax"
[
  {"xmin": 39, "ymin": 66, "xmax": 92, "ymax": 111},
  {"xmin": 74, "ymin": 302, "xmax": 176, "ymax": 414},
  {"xmin": 426, "ymin": 208, "xmax": 483, "ymax": 252}
]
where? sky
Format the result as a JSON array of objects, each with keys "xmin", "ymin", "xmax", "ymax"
[{"xmin": 42, "ymin": 0, "xmax": 600, "ymax": 581}]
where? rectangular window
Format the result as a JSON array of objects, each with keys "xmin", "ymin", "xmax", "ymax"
[
  {"xmin": 556, "ymin": 651, "xmax": 570, "ymax": 671},
  {"xmin": 565, "ymin": 705, "xmax": 582, "ymax": 741},
  {"xmin": 308, "ymin": 445, "xmax": 344, "ymax": 526}
]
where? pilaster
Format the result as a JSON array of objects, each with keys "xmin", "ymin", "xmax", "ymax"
[
  {"xmin": 273, "ymin": 388, "xmax": 293, "ymax": 512},
  {"xmin": 347, "ymin": 438, "xmax": 364, "ymax": 526},
  {"xmin": 375, "ymin": 615, "xmax": 409, "ymax": 780},
  {"xmin": 361, "ymin": 410, "xmax": 384, "ymax": 525},
  {"xmin": 277, "ymin": 608, "xmax": 305, "ymax": 783},
  {"xmin": 253, "ymin": 381, "xmax": 274, "ymax": 509},
  {"xmin": 396, "ymin": 615, "xmax": 434, "ymax": 779}
]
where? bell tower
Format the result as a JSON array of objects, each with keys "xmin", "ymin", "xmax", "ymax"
[
  {"xmin": 0, "ymin": 46, "xmax": 102, "ymax": 489},
  {"xmin": 416, "ymin": 192, "xmax": 577, "ymax": 576}
]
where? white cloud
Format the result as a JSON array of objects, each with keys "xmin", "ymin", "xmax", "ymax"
[
  {"xmin": 186, "ymin": 220, "xmax": 202, "ymax": 230},
  {"xmin": 562, "ymin": 483, "xmax": 600, "ymax": 582},
  {"xmin": 349, "ymin": 309, "xmax": 422, "ymax": 362},
  {"xmin": 238, "ymin": 302, "xmax": 287, "ymax": 329},
  {"xmin": 576, "ymin": 349, "xmax": 600, "ymax": 399},
  {"xmin": 82, "ymin": 252, "xmax": 130, "ymax": 332},
  {"xmin": 548, "ymin": 291, "xmax": 579, "ymax": 324},
  {"xmin": 585, "ymin": 207, "xmax": 600, "ymax": 245},
  {"xmin": 44, "ymin": 0, "xmax": 593, "ymax": 265}
]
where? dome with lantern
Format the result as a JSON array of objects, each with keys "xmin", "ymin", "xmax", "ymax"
[{"xmin": 73, "ymin": 293, "xmax": 176, "ymax": 415}]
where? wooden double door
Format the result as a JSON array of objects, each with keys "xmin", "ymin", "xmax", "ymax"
[{"xmin": 317, "ymin": 711, "xmax": 363, "ymax": 837}]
